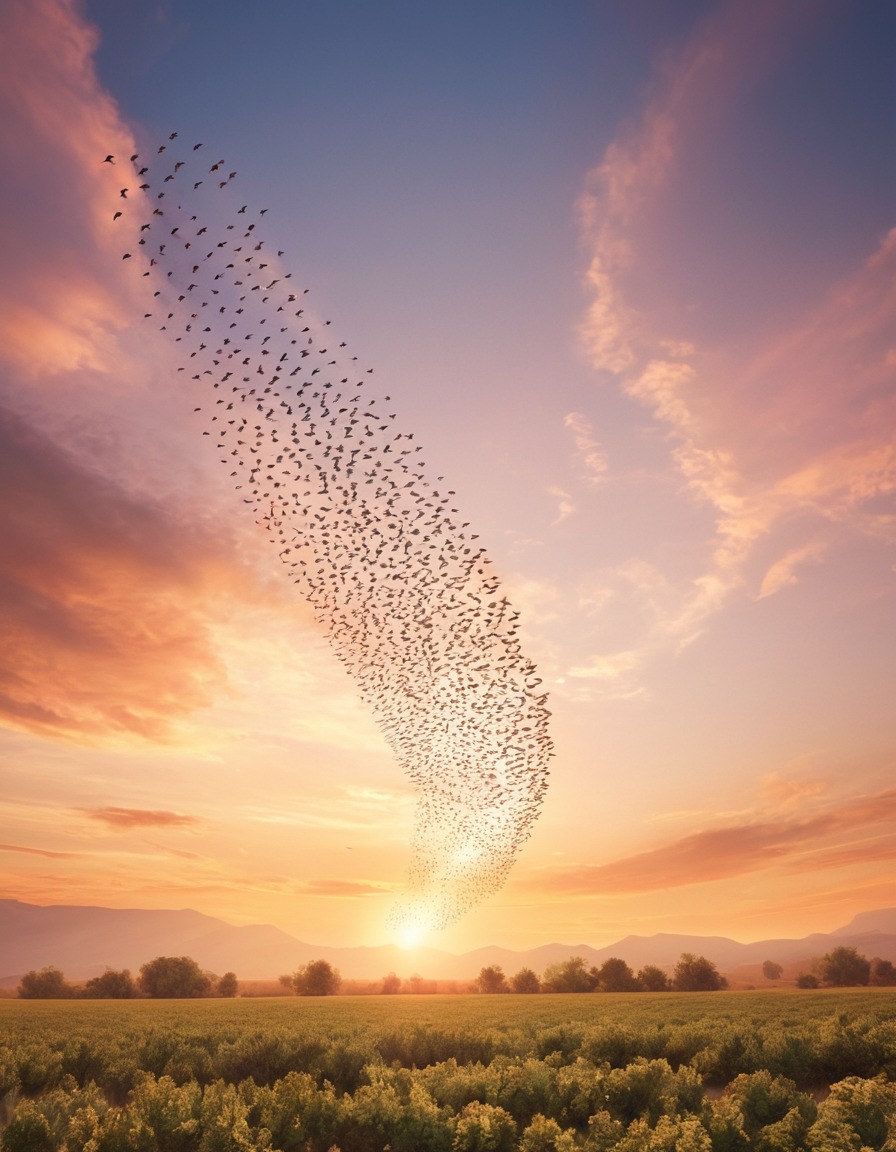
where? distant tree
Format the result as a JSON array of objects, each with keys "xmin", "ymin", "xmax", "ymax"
[
  {"xmin": 381, "ymin": 971, "xmax": 401, "ymax": 994},
  {"xmin": 672, "ymin": 952, "xmax": 726, "ymax": 991},
  {"xmin": 596, "ymin": 957, "xmax": 639, "ymax": 992},
  {"xmin": 278, "ymin": 973, "xmax": 295, "ymax": 994},
  {"xmin": 477, "ymin": 965, "xmax": 509, "ymax": 994},
  {"xmin": 870, "ymin": 957, "xmax": 896, "ymax": 987},
  {"xmin": 819, "ymin": 946, "xmax": 871, "ymax": 987},
  {"xmin": 796, "ymin": 972, "xmax": 819, "ymax": 988},
  {"xmin": 762, "ymin": 960, "xmax": 784, "ymax": 981},
  {"xmin": 18, "ymin": 966, "xmax": 75, "ymax": 999},
  {"xmin": 637, "ymin": 964, "xmax": 670, "ymax": 992},
  {"xmin": 291, "ymin": 958, "xmax": 341, "ymax": 996},
  {"xmin": 510, "ymin": 967, "xmax": 541, "ymax": 994},
  {"xmin": 407, "ymin": 973, "xmax": 425, "ymax": 994},
  {"xmin": 541, "ymin": 956, "xmax": 597, "ymax": 993},
  {"xmin": 217, "ymin": 971, "xmax": 238, "ymax": 997},
  {"xmin": 82, "ymin": 968, "xmax": 138, "ymax": 998},
  {"xmin": 139, "ymin": 955, "xmax": 213, "ymax": 998}
]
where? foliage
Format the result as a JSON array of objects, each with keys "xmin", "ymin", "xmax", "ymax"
[
  {"xmin": 819, "ymin": 947, "xmax": 871, "ymax": 987},
  {"xmin": 478, "ymin": 966, "xmax": 509, "ymax": 994},
  {"xmin": 541, "ymin": 957, "xmax": 596, "ymax": 993},
  {"xmin": 1, "ymin": 990, "xmax": 895, "ymax": 1152},
  {"xmin": 796, "ymin": 973, "xmax": 820, "ymax": 989},
  {"xmin": 290, "ymin": 959, "xmax": 341, "ymax": 996},
  {"xmin": 216, "ymin": 972, "xmax": 238, "ymax": 998},
  {"xmin": 510, "ymin": 968, "xmax": 541, "ymax": 994},
  {"xmin": 673, "ymin": 953, "xmax": 726, "ymax": 992},
  {"xmin": 869, "ymin": 957, "xmax": 896, "ymax": 986},
  {"xmin": 637, "ymin": 966, "xmax": 669, "ymax": 992},
  {"xmin": 139, "ymin": 956, "xmax": 215, "ymax": 998},
  {"xmin": 17, "ymin": 967, "xmax": 75, "ymax": 999},
  {"xmin": 381, "ymin": 971, "xmax": 402, "ymax": 994},
  {"xmin": 82, "ymin": 969, "xmax": 138, "ymax": 999},
  {"xmin": 762, "ymin": 960, "xmax": 784, "ymax": 981},
  {"xmin": 596, "ymin": 958, "xmax": 640, "ymax": 993}
]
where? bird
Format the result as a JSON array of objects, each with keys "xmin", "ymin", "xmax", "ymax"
[
  {"xmin": 107, "ymin": 133, "xmax": 552, "ymax": 933},
  {"xmin": 103, "ymin": 154, "xmax": 114, "ymax": 164}
]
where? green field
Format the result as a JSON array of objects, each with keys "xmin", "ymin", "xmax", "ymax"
[{"xmin": 1, "ymin": 990, "xmax": 894, "ymax": 1150}]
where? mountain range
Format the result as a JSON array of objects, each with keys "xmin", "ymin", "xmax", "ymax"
[{"xmin": 3, "ymin": 901, "xmax": 895, "ymax": 985}]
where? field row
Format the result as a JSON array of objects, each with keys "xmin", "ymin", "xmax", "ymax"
[{"xmin": 1, "ymin": 991, "xmax": 894, "ymax": 1150}]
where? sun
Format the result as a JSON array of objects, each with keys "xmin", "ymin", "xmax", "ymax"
[{"xmin": 397, "ymin": 924, "xmax": 424, "ymax": 950}]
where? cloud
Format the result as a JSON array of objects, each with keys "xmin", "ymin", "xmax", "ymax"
[
  {"xmin": 0, "ymin": 842, "xmax": 77, "ymax": 859},
  {"xmin": 0, "ymin": 402, "xmax": 249, "ymax": 744},
  {"xmin": 563, "ymin": 412, "xmax": 607, "ymax": 485},
  {"xmin": 572, "ymin": 1, "xmax": 896, "ymax": 686},
  {"xmin": 0, "ymin": 0, "xmax": 142, "ymax": 380},
  {"xmin": 81, "ymin": 807, "xmax": 200, "ymax": 829},
  {"xmin": 300, "ymin": 879, "xmax": 389, "ymax": 897},
  {"xmin": 532, "ymin": 787, "xmax": 896, "ymax": 895}
]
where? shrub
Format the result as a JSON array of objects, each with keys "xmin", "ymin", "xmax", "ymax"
[
  {"xmin": 17, "ymin": 967, "xmax": 75, "ymax": 1000},
  {"xmin": 510, "ymin": 968, "xmax": 541, "ymax": 994},
  {"xmin": 672, "ymin": 953, "xmax": 725, "ymax": 992},
  {"xmin": 819, "ymin": 947, "xmax": 871, "ymax": 987}
]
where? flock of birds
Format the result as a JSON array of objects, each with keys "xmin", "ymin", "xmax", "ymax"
[{"xmin": 103, "ymin": 136, "xmax": 552, "ymax": 933}]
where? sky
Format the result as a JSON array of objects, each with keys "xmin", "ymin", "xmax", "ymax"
[{"xmin": 0, "ymin": 0, "xmax": 894, "ymax": 955}]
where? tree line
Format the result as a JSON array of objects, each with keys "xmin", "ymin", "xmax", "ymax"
[
  {"xmin": 18, "ymin": 944, "xmax": 894, "ymax": 998},
  {"xmin": 18, "ymin": 957, "xmax": 238, "ymax": 999}
]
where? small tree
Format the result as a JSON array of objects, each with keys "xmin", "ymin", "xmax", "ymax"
[
  {"xmin": 796, "ymin": 972, "xmax": 819, "ymax": 988},
  {"xmin": 510, "ymin": 967, "xmax": 541, "ymax": 994},
  {"xmin": 381, "ymin": 971, "xmax": 401, "ymax": 994},
  {"xmin": 762, "ymin": 960, "xmax": 783, "ymax": 981},
  {"xmin": 82, "ymin": 968, "xmax": 138, "ymax": 998},
  {"xmin": 819, "ymin": 946, "xmax": 871, "ymax": 987},
  {"xmin": 637, "ymin": 964, "xmax": 670, "ymax": 992},
  {"xmin": 291, "ymin": 959, "xmax": 341, "ymax": 996},
  {"xmin": 596, "ymin": 956, "xmax": 639, "ymax": 992},
  {"xmin": 541, "ymin": 956, "xmax": 596, "ymax": 993},
  {"xmin": 278, "ymin": 973, "xmax": 295, "ymax": 994},
  {"xmin": 18, "ymin": 966, "xmax": 75, "ymax": 999},
  {"xmin": 477, "ymin": 965, "xmax": 508, "ymax": 994},
  {"xmin": 870, "ymin": 958, "xmax": 896, "ymax": 987},
  {"xmin": 673, "ymin": 952, "xmax": 726, "ymax": 991},
  {"xmin": 139, "ymin": 955, "xmax": 213, "ymax": 998},
  {"xmin": 217, "ymin": 971, "xmax": 238, "ymax": 997}
]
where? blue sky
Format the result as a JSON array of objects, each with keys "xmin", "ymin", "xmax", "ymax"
[{"xmin": 0, "ymin": 0, "xmax": 893, "ymax": 951}]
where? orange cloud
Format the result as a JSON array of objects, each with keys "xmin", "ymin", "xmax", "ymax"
[
  {"xmin": 0, "ymin": 0, "xmax": 142, "ymax": 380},
  {"xmin": 0, "ymin": 402, "xmax": 257, "ymax": 744},
  {"xmin": 0, "ymin": 842, "xmax": 77, "ymax": 859},
  {"xmin": 532, "ymin": 787, "xmax": 896, "ymax": 895},
  {"xmin": 82, "ymin": 808, "xmax": 200, "ymax": 829},
  {"xmin": 300, "ymin": 880, "xmax": 388, "ymax": 897}
]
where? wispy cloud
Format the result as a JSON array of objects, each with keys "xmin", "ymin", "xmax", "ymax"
[
  {"xmin": 81, "ymin": 807, "xmax": 200, "ymax": 829},
  {"xmin": 0, "ymin": 842, "xmax": 77, "ymax": 859},
  {"xmin": 530, "ymin": 787, "xmax": 896, "ymax": 895},
  {"xmin": 300, "ymin": 879, "xmax": 389, "ymax": 897},
  {"xmin": 563, "ymin": 411, "xmax": 607, "ymax": 486},
  {"xmin": 571, "ymin": 1, "xmax": 896, "ymax": 690}
]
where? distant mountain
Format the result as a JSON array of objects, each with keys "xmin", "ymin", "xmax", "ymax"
[{"xmin": 2, "ymin": 899, "xmax": 894, "ymax": 984}]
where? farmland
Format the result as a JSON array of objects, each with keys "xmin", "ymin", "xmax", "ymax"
[{"xmin": 1, "ymin": 990, "xmax": 894, "ymax": 1149}]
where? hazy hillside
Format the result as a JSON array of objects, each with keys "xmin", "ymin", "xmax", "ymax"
[{"xmin": 2, "ymin": 900, "xmax": 894, "ymax": 983}]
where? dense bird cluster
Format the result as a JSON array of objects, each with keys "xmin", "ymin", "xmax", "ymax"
[{"xmin": 102, "ymin": 137, "xmax": 552, "ymax": 933}]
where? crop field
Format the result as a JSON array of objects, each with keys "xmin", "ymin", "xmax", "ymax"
[{"xmin": 1, "ymin": 990, "xmax": 894, "ymax": 1150}]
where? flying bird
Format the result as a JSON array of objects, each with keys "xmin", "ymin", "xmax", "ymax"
[{"xmin": 105, "ymin": 133, "xmax": 552, "ymax": 933}]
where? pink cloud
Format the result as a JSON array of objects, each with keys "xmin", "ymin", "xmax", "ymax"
[
  {"xmin": 531, "ymin": 787, "xmax": 896, "ymax": 895},
  {"xmin": 82, "ymin": 808, "xmax": 200, "ymax": 829},
  {"xmin": 0, "ymin": 842, "xmax": 77, "ymax": 859},
  {"xmin": 0, "ymin": 0, "xmax": 143, "ymax": 380},
  {"xmin": 574, "ymin": 0, "xmax": 896, "ymax": 675},
  {"xmin": 300, "ymin": 879, "xmax": 388, "ymax": 897}
]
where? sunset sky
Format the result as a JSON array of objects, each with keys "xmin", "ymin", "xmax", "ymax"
[{"xmin": 1, "ymin": 0, "xmax": 894, "ymax": 955}]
